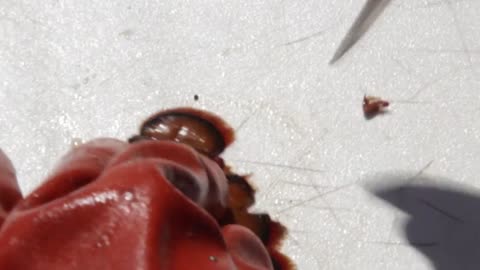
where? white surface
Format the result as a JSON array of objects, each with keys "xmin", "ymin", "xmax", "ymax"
[{"xmin": 1, "ymin": 0, "xmax": 479, "ymax": 269}]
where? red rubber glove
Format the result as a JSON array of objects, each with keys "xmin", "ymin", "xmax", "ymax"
[
  {"xmin": 0, "ymin": 139, "xmax": 273, "ymax": 270},
  {"xmin": 0, "ymin": 149, "xmax": 22, "ymax": 227}
]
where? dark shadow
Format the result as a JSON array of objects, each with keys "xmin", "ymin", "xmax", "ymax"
[{"xmin": 367, "ymin": 174, "xmax": 480, "ymax": 270}]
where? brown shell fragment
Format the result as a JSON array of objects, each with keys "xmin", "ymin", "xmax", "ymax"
[
  {"xmin": 134, "ymin": 107, "xmax": 234, "ymax": 157},
  {"xmin": 363, "ymin": 95, "xmax": 389, "ymax": 119}
]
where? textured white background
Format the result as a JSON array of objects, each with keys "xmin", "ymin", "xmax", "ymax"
[{"xmin": 1, "ymin": 0, "xmax": 480, "ymax": 269}]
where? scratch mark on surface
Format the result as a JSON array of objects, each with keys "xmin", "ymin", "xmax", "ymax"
[
  {"xmin": 423, "ymin": 0, "xmax": 445, "ymax": 8},
  {"xmin": 444, "ymin": 0, "xmax": 475, "ymax": 74},
  {"xmin": 273, "ymin": 198, "xmax": 354, "ymax": 212},
  {"xmin": 276, "ymin": 182, "xmax": 355, "ymax": 213},
  {"xmin": 318, "ymin": 195, "xmax": 344, "ymax": 227},
  {"xmin": 303, "ymin": 204, "xmax": 356, "ymax": 213},
  {"xmin": 231, "ymin": 159, "xmax": 325, "ymax": 173},
  {"xmin": 391, "ymin": 0, "xmax": 443, "ymax": 10},
  {"xmin": 409, "ymin": 241, "xmax": 440, "ymax": 247},
  {"xmin": 256, "ymin": 147, "xmax": 316, "ymax": 204},
  {"xmin": 406, "ymin": 67, "xmax": 462, "ymax": 101},
  {"xmin": 282, "ymin": 30, "xmax": 325, "ymax": 46},
  {"xmin": 418, "ymin": 198, "xmax": 464, "ymax": 223},
  {"xmin": 405, "ymin": 160, "xmax": 434, "ymax": 185},
  {"xmin": 235, "ymin": 106, "xmax": 260, "ymax": 133},
  {"xmin": 390, "ymin": 99, "xmax": 432, "ymax": 105},
  {"xmin": 288, "ymin": 234, "xmax": 322, "ymax": 269},
  {"xmin": 307, "ymin": 173, "xmax": 344, "ymax": 228},
  {"xmin": 404, "ymin": 48, "xmax": 480, "ymax": 54},
  {"xmin": 391, "ymin": 57, "xmax": 414, "ymax": 76},
  {"xmin": 280, "ymin": 0, "xmax": 289, "ymax": 45},
  {"xmin": 385, "ymin": 212, "xmax": 400, "ymax": 244},
  {"xmin": 365, "ymin": 240, "xmax": 439, "ymax": 247},
  {"xmin": 278, "ymin": 180, "xmax": 329, "ymax": 188}
]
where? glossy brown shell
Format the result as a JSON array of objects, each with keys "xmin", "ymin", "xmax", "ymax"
[{"xmin": 132, "ymin": 107, "xmax": 234, "ymax": 157}]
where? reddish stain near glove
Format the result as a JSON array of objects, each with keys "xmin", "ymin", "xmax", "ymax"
[{"xmin": 0, "ymin": 107, "xmax": 294, "ymax": 270}]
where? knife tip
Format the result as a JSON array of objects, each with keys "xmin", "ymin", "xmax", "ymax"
[{"xmin": 328, "ymin": 49, "xmax": 344, "ymax": 65}]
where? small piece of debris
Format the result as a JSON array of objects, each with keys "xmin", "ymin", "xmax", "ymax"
[
  {"xmin": 209, "ymin": 256, "xmax": 217, "ymax": 262},
  {"xmin": 363, "ymin": 95, "xmax": 389, "ymax": 119},
  {"xmin": 194, "ymin": 94, "xmax": 199, "ymax": 101}
]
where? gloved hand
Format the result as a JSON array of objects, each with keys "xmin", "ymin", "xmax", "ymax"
[{"xmin": 0, "ymin": 138, "xmax": 275, "ymax": 270}]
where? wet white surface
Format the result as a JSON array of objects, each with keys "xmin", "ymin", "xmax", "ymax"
[{"xmin": 1, "ymin": 0, "xmax": 480, "ymax": 269}]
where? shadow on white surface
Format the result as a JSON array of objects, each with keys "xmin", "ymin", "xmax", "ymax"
[{"xmin": 369, "ymin": 175, "xmax": 480, "ymax": 270}]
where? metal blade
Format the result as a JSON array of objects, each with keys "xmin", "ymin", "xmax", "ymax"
[{"xmin": 329, "ymin": 0, "xmax": 392, "ymax": 64}]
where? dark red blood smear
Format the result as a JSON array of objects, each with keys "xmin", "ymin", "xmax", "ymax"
[
  {"xmin": 223, "ymin": 173, "xmax": 294, "ymax": 270},
  {"xmin": 266, "ymin": 222, "xmax": 294, "ymax": 270}
]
